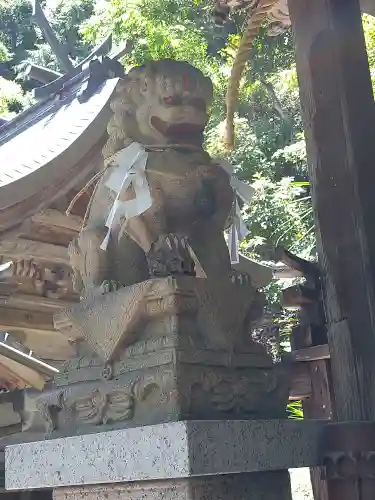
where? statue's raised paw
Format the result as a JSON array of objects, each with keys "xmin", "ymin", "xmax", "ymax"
[
  {"xmin": 100, "ymin": 280, "xmax": 122, "ymax": 295},
  {"xmin": 147, "ymin": 234, "xmax": 196, "ymax": 278}
]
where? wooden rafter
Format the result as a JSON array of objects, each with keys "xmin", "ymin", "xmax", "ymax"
[{"xmin": 0, "ymin": 239, "xmax": 69, "ymax": 266}]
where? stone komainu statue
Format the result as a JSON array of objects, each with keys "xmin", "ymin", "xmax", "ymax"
[{"xmin": 69, "ymin": 60, "xmax": 249, "ymax": 297}]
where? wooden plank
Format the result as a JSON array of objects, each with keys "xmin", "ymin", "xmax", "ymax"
[
  {"xmin": 288, "ymin": 0, "xmax": 375, "ymax": 422},
  {"xmin": 289, "ymin": 362, "xmax": 312, "ymax": 400},
  {"xmin": 5, "ymin": 294, "xmax": 74, "ymax": 313},
  {"xmin": 272, "ymin": 266, "xmax": 303, "ymax": 280},
  {"xmin": 303, "ymin": 360, "xmax": 335, "ymax": 420},
  {"xmin": 291, "ymin": 344, "xmax": 330, "ymax": 362},
  {"xmin": 282, "ymin": 285, "xmax": 319, "ymax": 309},
  {"xmin": 30, "ymin": 209, "xmax": 82, "ymax": 232},
  {"xmin": 19, "ymin": 221, "xmax": 76, "ymax": 247},
  {"xmin": 276, "ymin": 247, "xmax": 319, "ymax": 277},
  {"xmin": 0, "ymin": 307, "xmax": 54, "ymax": 332},
  {"xmin": 23, "ymin": 333, "xmax": 74, "ymax": 361},
  {"xmin": 0, "ymin": 239, "xmax": 69, "ymax": 266},
  {"xmin": 290, "ymin": 325, "xmax": 313, "ymax": 350},
  {"xmin": 302, "ymin": 360, "xmax": 335, "ymax": 500}
]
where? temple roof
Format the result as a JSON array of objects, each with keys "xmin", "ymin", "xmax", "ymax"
[{"xmin": 0, "ymin": 74, "xmax": 118, "ymax": 233}]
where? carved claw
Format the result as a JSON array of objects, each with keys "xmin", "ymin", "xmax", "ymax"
[
  {"xmin": 147, "ymin": 234, "xmax": 195, "ymax": 277},
  {"xmin": 100, "ymin": 280, "xmax": 122, "ymax": 294},
  {"xmin": 230, "ymin": 270, "xmax": 252, "ymax": 286}
]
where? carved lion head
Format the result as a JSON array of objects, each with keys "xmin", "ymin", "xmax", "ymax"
[{"xmin": 107, "ymin": 60, "xmax": 213, "ymax": 151}]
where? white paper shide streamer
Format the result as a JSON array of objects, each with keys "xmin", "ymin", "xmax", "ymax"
[
  {"xmin": 218, "ymin": 159, "xmax": 255, "ymax": 264},
  {"xmin": 100, "ymin": 142, "xmax": 151, "ymax": 251},
  {"xmin": 101, "ymin": 142, "xmax": 254, "ymax": 263}
]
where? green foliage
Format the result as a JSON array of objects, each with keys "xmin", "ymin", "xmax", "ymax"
[
  {"xmin": 0, "ymin": 76, "xmax": 29, "ymax": 116},
  {"xmin": 0, "ymin": 0, "xmax": 94, "ymax": 79},
  {"xmin": 287, "ymin": 400, "xmax": 303, "ymax": 420},
  {"xmin": 46, "ymin": 0, "xmax": 94, "ymax": 62},
  {"xmin": 0, "ymin": 41, "xmax": 10, "ymax": 62},
  {"xmin": 363, "ymin": 14, "xmax": 375, "ymax": 92},
  {"xmin": 0, "ymin": 0, "xmax": 36, "ymax": 62},
  {"xmin": 244, "ymin": 175, "xmax": 314, "ymax": 261},
  {"xmin": 81, "ymin": 0, "xmax": 214, "ymax": 72}
]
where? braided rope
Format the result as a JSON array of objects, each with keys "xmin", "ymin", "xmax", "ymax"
[
  {"xmin": 224, "ymin": 0, "xmax": 280, "ymax": 149},
  {"xmin": 66, "ymin": 143, "xmax": 205, "ymax": 226}
]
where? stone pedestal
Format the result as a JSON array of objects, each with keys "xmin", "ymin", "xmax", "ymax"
[
  {"xmin": 52, "ymin": 474, "xmax": 291, "ymax": 500},
  {"xmin": 5, "ymin": 420, "xmax": 325, "ymax": 499},
  {"xmin": 6, "ymin": 276, "xmax": 306, "ymax": 500},
  {"xmin": 23, "ymin": 276, "xmax": 287, "ymax": 435}
]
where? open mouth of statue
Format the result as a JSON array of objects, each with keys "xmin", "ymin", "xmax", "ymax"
[{"xmin": 150, "ymin": 116, "xmax": 204, "ymax": 145}]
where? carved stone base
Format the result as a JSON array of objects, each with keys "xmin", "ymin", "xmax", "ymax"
[
  {"xmin": 53, "ymin": 473, "xmax": 292, "ymax": 500},
  {"xmin": 24, "ymin": 345, "xmax": 287, "ymax": 433},
  {"xmin": 24, "ymin": 276, "xmax": 288, "ymax": 434}
]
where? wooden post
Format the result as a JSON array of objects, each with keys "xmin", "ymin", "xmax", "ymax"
[
  {"xmin": 288, "ymin": 0, "xmax": 375, "ymax": 422},
  {"xmin": 288, "ymin": 0, "xmax": 375, "ymax": 497}
]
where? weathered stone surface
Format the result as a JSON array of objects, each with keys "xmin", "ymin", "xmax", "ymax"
[
  {"xmin": 52, "ymin": 473, "xmax": 292, "ymax": 500},
  {"xmin": 28, "ymin": 61, "xmax": 290, "ymax": 437},
  {"xmin": 5, "ymin": 419, "xmax": 325, "ymax": 490},
  {"xmin": 20, "ymin": 274, "xmax": 289, "ymax": 434},
  {"xmin": 55, "ymin": 275, "xmax": 262, "ymax": 361}
]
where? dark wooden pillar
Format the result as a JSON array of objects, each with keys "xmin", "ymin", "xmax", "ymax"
[{"xmin": 288, "ymin": 0, "xmax": 375, "ymax": 497}]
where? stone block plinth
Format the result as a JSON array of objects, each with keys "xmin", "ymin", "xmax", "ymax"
[
  {"xmin": 5, "ymin": 419, "xmax": 325, "ymax": 490},
  {"xmin": 52, "ymin": 473, "xmax": 292, "ymax": 500}
]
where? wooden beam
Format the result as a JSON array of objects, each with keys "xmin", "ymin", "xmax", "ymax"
[
  {"xmin": 30, "ymin": 209, "xmax": 82, "ymax": 232},
  {"xmin": 282, "ymin": 285, "xmax": 319, "ymax": 309},
  {"xmin": 272, "ymin": 266, "xmax": 303, "ymax": 280},
  {"xmin": 0, "ymin": 326, "xmax": 75, "ymax": 361},
  {"xmin": 289, "ymin": 0, "xmax": 375, "ymax": 422},
  {"xmin": 25, "ymin": 64, "xmax": 62, "ymax": 84},
  {"xmin": 5, "ymin": 294, "xmax": 74, "ymax": 313},
  {"xmin": 0, "ymin": 307, "xmax": 54, "ymax": 332},
  {"xmin": 0, "ymin": 282, "xmax": 17, "ymax": 306},
  {"xmin": 291, "ymin": 344, "xmax": 330, "ymax": 362},
  {"xmin": 22, "ymin": 332, "xmax": 75, "ymax": 361},
  {"xmin": 0, "ymin": 239, "xmax": 69, "ymax": 266},
  {"xmin": 19, "ymin": 220, "xmax": 77, "ymax": 247}
]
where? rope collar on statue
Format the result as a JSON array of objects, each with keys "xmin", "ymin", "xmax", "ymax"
[{"xmin": 65, "ymin": 142, "xmax": 206, "ymax": 221}]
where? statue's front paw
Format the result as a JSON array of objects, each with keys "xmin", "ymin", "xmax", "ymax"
[
  {"xmin": 100, "ymin": 280, "xmax": 122, "ymax": 294},
  {"xmin": 147, "ymin": 234, "xmax": 196, "ymax": 277},
  {"xmin": 230, "ymin": 270, "xmax": 252, "ymax": 286}
]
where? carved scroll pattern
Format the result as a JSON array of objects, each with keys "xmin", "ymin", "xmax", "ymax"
[
  {"xmin": 37, "ymin": 369, "xmax": 174, "ymax": 432},
  {"xmin": 190, "ymin": 368, "xmax": 286, "ymax": 417}
]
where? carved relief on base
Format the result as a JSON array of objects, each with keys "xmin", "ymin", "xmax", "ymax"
[{"xmin": 25, "ymin": 356, "xmax": 287, "ymax": 434}]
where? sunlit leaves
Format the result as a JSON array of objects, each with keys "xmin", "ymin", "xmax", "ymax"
[{"xmin": 0, "ymin": 76, "xmax": 30, "ymax": 116}]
